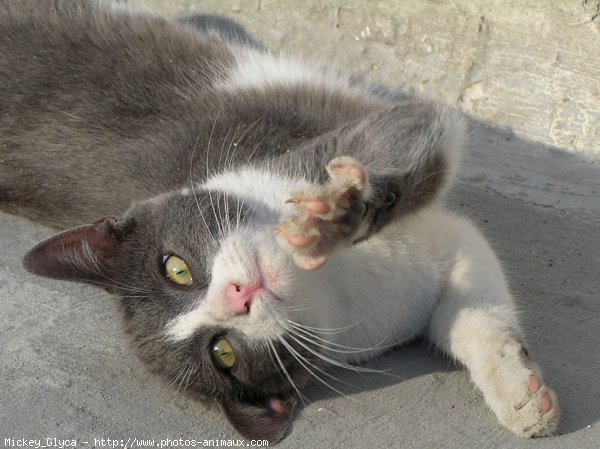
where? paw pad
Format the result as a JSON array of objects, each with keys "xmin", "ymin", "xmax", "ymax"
[
  {"xmin": 275, "ymin": 157, "xmax": 369, "ymax": 270},
  {"xmin": 481, "ymin": 342, "xmax": 560, "ymax": 437}
]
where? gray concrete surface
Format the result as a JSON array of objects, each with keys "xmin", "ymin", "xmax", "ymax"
[
  {"xmin": 137, "ymin": 0, "xmax": 600, "ymax": 161},
  {"xmin": 2, "ymin": 1, "xmax": 600, "ymax": 448}
]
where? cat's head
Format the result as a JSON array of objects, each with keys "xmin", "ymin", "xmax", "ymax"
[{"xmin": 23, "ymin": 188, "xmax": 314, "ymax": 442}]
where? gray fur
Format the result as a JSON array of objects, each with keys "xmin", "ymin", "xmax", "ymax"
[
  {"xmin": 0, "ymin": 1, "xmax": 454, "ymax": 230},
  {"xmin": 1, "ymin": 0, "xmax": 461, "ymax": 442}
]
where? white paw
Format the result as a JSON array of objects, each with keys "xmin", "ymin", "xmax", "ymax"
[
  {"xmin": 474, "ymin": 339, "xmax": 560, "ymax": 437},
  {"xmin": 274, "ymin": 157, "xmax": 369, "ymax": 270}
]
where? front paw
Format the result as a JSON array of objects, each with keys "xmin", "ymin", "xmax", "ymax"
[{"xmin": 274, "ymin": 157, "xmax": 370, "ymax": 270}]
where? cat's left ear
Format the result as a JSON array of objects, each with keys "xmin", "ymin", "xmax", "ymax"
[
  {"xmin": 22, "ymin": 216, "xmax": 135, "ymax": 288},
  {"xmin": 220, "ymin": 394, "xmax": 297, "ymax": 443}
]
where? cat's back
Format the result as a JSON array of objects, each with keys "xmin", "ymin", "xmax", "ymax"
[
  {"xmin": 0, "ymin": 0, "xmax": 238, "ymax": 227},
  {"xmin": 0, "ymin": 1, "xmax": 388, "ymax": 229},
  {"xmin": 0, "ymin": 0, "xmax": 234, "ymax": 127}
]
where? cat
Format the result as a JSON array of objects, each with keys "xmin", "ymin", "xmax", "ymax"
[{"xmin": 0, "ymin": 0, "xmax": 560, "ymax": 442}]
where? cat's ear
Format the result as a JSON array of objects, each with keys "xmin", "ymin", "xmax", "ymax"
[
  {"xmin": 220, "ymin": 394, "xmax": 297, "ymax": 443},
  {"xmin": 22, "ymin": 216, "xmax": 135, "ymax": 287}
]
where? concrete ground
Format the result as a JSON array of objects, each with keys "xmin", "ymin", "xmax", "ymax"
[{"xmin": 1, "ymin": 1, "xmax": 599, "ymax": 448}]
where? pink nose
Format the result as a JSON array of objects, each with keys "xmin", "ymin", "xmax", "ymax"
[{"xmin": 225, "ymin": 283, "xmax": 263, "ymax": 315}]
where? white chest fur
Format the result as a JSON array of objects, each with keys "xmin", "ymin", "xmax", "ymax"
[{"xmin": 286, "ymin": 220, "xmax": 442, "ymax": 363}]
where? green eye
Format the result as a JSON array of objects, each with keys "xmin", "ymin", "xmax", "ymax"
[
  {"xmin": 211, "ymin": 337, "xmax": 236, "ymax": 369},
  {"xmin": 162, "ymin": 255, "xmax": 194, "ymax": 286}
]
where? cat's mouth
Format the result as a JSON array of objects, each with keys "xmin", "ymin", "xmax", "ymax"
[
  {"xmin": 242, "ymin": 289, "xmax": 284, "ymax": 322},
  {"xmin": 246, "ymin": 288, "xmax": 283, "ymax": 317},
  {"xmin": 255, "ymin": 255, "xmax": 281, "ymax": 297}
]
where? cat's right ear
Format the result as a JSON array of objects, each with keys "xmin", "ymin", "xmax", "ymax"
[{"xmin": 22, "ymin": 216, "xmax": 135, "ymax": 289}]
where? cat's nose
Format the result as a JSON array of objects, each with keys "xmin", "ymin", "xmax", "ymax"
[{"xmin": 225, "ymin": 283, "xmax": 264, "ymax": 315}]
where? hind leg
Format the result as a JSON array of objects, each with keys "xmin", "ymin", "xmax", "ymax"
[{"xmin": 427, "ymin": 214, "xmax": 559, "ymax": 437}]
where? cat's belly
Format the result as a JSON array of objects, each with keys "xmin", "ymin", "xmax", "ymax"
[{"xmin": 290, "ymin": 221, "xmax": 441, "ymax": 364}]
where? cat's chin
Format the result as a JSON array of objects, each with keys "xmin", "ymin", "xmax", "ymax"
[{"xmin": 219, "ymin": 393, "xmax": 298, "ymax": 443}]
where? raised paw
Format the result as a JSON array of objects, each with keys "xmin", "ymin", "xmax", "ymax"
[
  {"xmin": 274, "ymin": 157, "xmax": 370, "ymax": 270},
  {"xmin": 475, "ymin": 339, "xmax": 560, "ymax": 438}
]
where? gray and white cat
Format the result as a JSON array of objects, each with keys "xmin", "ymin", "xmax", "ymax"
[{"xmin": 0, "ymin": 0, "xmax": 559, "ymax": 442}]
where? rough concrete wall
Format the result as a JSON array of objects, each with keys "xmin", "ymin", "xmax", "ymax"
[{"xmin": 135, "ymin": 0, "xmax": 600, "ymax": 160}]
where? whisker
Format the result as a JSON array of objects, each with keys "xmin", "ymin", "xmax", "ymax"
[
  {"xmin": 284, "ymin": 324, "xmax": 387, "ymax": 355},
  {"xmin": 188, "ymin": 122, "xmax": 217, "ymax": 244},
  {"xmin": 176, "ymin": 365, "xmax": 192, "ymax": 395},
  {"xmin": 182, "ymin": 364, "xmax": 195, "ymax": 393},
  {"xmin": 267, "ymin": 340, "xmax": 309, "ymax": 406},
  {"xmin": 158, "ymin": 362, "xmax": 190, "ymax": 402},
  {"xmin": 204, "ymin": 108, "xmax": 226, "ymax": 238},
  {"xmin": 227, "ymin": 116, "xmax": 264, "ymax": 170},
  {"xmin": 286, "ymin": 319, "xmax": 401, "ymax": 353},
  {"xmin": 222, "ymin": 190, "xmax": 232, "ymax": 235},
  {"xmin": 277, "ymin": 336, "xmax": 359, "ymax": 402},
  {"xmin": 235, "ymin": 195, "xmax": 242, "ymax": 231},
  {"xmin": 218, "ymin": 124, "xmax": 236, "ymax": 175},
  {"xmin": 78, "ymin": 278, "xmax": 151, "ymax": 294},
  {"xmin": 283, "ymin": 298, "xmax": 321, "ymax": 313},
  {"xmin": 223, "ymin": 122, "xmax": 243, "ymax": 171},
  {"xmin": 284, "ymin": 305, "xmax": 321, "ymax": 313},
  {"xmin": 285, "ymin": 318, "xmax": 368, "ymax": 335},
  {"xmin": 241, "ymin": 120, "xmax": 268, "ymax": 166},
  {"xmin": 283, "ymin": 331, "xmax": 388, "ymax": 374},
  {"xmin": 208, "ymin": 189, "xmax": 225, "ymax": 238}
]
